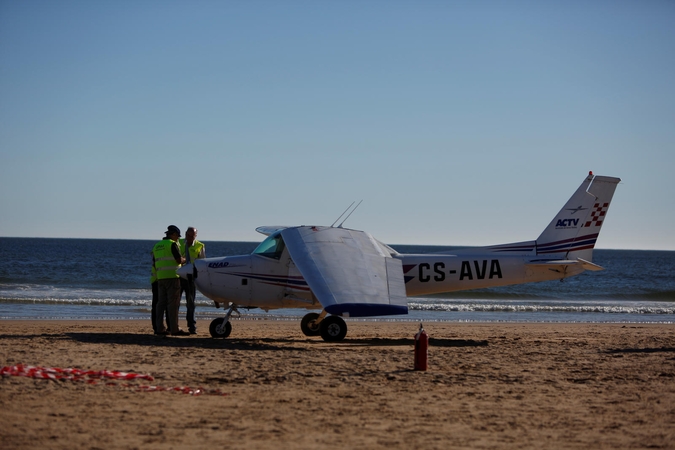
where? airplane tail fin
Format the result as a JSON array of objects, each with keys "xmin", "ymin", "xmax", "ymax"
[{"xmin": 535, "ymin": 172, "xmax": 621, "ymax": 261}]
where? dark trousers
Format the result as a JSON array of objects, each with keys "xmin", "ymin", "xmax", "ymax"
[
  {"xmin": 157, "ymin": 278, "xmax": 181, "ymax": 333},
  {"xmin": 151, "ymin": 281, "xmax": 169, "ymax": 333},
  {"xmin": 181, "ymin": 276, "xmax": 197, "ymax": 332}
]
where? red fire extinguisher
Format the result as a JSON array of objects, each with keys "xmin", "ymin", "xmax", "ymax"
[{"xmin": 414, "ymin": 323, "xmax": 429, "ymax": 371}]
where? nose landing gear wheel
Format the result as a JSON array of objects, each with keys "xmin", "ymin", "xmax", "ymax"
[
  {"xmin": 209, "ymin": 317, "xmax": 232, "ymax": 338},
  {"xmin": 320, "ymin": 315, "xmax": 347, "ymax": 342}
]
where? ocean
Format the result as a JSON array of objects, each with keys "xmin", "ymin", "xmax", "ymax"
[{"xmin": 1, "ymin": 238, "xmax": 673, "ymax": 324}]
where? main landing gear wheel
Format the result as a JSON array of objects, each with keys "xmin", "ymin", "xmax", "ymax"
[
  {"xmin": 209, "ymin": 317, "xmax": 232, "ymax": 338},
  {"xmin": 301, "ymin": 312, "xmax": 322, "ymax": 336},
  {"xmin": 320, "ymin": 315, "xmax": 348, "ymax": 342}
]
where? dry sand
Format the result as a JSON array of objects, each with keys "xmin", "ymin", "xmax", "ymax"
[{"xmin": 1, "ymin": 319, "xmax": 674, "ymax": 449}]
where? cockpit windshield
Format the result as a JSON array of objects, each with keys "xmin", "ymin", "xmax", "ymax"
[{"xmin": 252, "ymin": 232, "xmax": 286, "ymax": 259}]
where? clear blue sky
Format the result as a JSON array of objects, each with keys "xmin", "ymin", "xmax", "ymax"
[{"xmin": 1, "ymin": 0, "xmax": 674, "ymax": 250}]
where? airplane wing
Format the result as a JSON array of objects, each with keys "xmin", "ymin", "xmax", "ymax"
[
  {"xmin": 255, "ymin": 226, "xmax": 289, "ymax": 236},
  {"xmin": 280, "ymin": 226, "xmax": 408, "ymax": 317}
]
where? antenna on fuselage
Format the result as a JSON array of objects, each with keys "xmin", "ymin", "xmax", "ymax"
[
  {"xmin": 331, "ymin": 202, "xmax": 355, "ymax": 228},
  {"xmin": 337, "ymin": 200, "xmax": 363, "ymax": 228}
]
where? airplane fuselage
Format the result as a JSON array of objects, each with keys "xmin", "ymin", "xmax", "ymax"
[
  {"xmin": 396, "ymin": 252, "xmax": 583, "ymax": 296},
  {"xmin": 192, "ymin": 253, "xmax": 318, "ymax": 311},
  {"xmin": 191, "ymin": 249, "xmax": 584, "ymax": 311}
]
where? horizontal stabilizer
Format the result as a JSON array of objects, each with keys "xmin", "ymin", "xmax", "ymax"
[
  {"xmin": 527, "ymin": 260, "xmax": 578, "ymax": 266},
  {"xmin": 577, "ymin": 258, "xmax": 604, "ymax": 271},
  {"xmin": 526, "ymin": 258, "xmax": 604, "ymax": 271}
]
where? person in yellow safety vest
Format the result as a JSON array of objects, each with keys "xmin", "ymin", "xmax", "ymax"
[
  {"xmin": 179, "ymin": 227, "xmax": 205, "ymax": 334},
  {"xmin": 152, "ymin": 225, "xmax": 188, "ymax": 336},
  {"xmin": 150, "ymin": 263, "xmax": 170, "ymax": 334}
]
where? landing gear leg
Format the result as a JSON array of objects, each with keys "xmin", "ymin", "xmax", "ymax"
[
  {"xmin": 301, "ymin": 310, "xmax": 326, "ymax": 336},
  {"xmin": 209, "ymin": 303, "xmax": 239, "ymax": 338}
]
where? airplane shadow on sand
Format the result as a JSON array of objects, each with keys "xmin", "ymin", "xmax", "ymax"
[
  {"xmin": 51, "ymin": 333, "xmax": 489, "ymax": 351},
  {"xmin": 605, "ymin": 347, "xmax": 675, "ymax": 354}
]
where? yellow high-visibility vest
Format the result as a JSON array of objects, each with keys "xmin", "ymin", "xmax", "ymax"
[
  {"xmin": 179, "ymin": 239, "xmax": 205, "ymax": 263},
  {"xmin": 152, "ymin": 239, "xmax": 180, "ymax": 280}
]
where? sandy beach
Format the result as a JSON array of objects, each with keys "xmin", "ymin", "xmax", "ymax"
[{"xmin": 1, "ymin": 319, "xmax": 674, "ymax": 449}]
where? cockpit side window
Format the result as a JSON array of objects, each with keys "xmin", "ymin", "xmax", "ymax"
[{"xmin": 252, "ymin": 233, "xmax": 286, "ymax": 260}]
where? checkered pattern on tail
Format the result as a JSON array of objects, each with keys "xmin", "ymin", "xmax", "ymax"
[{"xmin": 584, "ymin": 202, "xmax": 609, "ymax": 227}]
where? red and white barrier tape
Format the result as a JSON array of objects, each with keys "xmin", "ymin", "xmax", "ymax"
[
  {"xmin": 1, "ymin": 364, "xmax": 227, "ymax": 396},
  {"xmin": 0, "ymin": 364, "xmax": 154, "ymax": 382}
]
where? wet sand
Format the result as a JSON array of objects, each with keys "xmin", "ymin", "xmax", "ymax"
[{"xmin": 1, "ymin": 319, "xmax": 674, "ymax": 449}]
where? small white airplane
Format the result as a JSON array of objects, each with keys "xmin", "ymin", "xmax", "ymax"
[{"xmin": 178, "ymin": 172, "xmax": 620, "ymax": 342}]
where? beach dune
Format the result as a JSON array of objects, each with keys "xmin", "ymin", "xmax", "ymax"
[{"xmin": 1, "ymin": 320, "xmax": 674, "ymax": 449}]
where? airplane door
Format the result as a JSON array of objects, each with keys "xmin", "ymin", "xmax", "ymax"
[
  {"xmin": 251, "ymin": 251, "xmax": 291, "ymax": 308},
  {"xmin": 250, "ymin": 231, "xmax": 292, "ymax": 309}
]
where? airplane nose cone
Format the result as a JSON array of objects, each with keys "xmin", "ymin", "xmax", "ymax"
[{"xmin": 177, "ymin": 263, "xmax": 193, "ymax": 279}]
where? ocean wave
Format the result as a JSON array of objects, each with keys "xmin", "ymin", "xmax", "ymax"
[
  {"xmin": 408, "ymin": 300, "xmax": 675, "ymax": 315},
  {"xmin": 423, "ymin": 290, "xmax": 675, "ymax": 302},
  {"xmin": 0, "ymin": 297, "xmax": 152, "ymax": 307}
]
